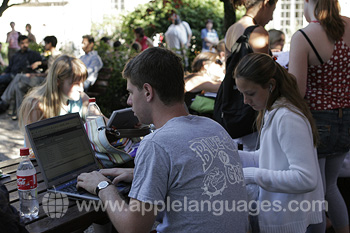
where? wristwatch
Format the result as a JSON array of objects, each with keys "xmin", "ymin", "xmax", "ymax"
[{"xmin": 95, "ymin": 180, "xmax": 112, "ymax": 196}]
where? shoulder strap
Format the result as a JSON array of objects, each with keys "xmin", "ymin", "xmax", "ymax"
[
  {"xmin": 244, "ymin": 25, "xmax": 259, "ymax": 37},
  {"xmin": 299, "ymin": 29, "xmax": 324, "ymax": 64},
  {"xmin": 231, "ymin": 25, "xmax": 259, "ymax": 52}
]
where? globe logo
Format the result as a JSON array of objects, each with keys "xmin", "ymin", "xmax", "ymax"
[{"xmin": 42, "ymin": 192, "xmax": 69, "ymax": 218}]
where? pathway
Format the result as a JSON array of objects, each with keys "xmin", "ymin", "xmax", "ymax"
[{"xmin": 0, "ymin": 113, "xmax": 23, "ymax": 161}]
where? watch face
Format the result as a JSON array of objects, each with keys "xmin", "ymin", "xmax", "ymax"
[{"xmin": 98, "ymin": 181, "xmax": 109, "ymax": 189}]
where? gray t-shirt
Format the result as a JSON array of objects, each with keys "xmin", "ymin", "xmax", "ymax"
[{"xmin": 129, "ymin": 115, "xmax": 249, "ymax": 233}]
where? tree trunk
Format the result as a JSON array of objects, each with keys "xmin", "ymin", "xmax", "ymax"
[{"xmin": 221, "ymin": 0, "xmax": 236, "ymax": 34}]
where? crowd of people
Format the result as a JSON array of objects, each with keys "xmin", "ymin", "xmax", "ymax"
[
  {"xmin": 0, "ymin": 30, "xmax": 103, "ymax": 120},
  {"xmin": 0, "ymin": 0, "xmax": 350, "ymax": 232}
]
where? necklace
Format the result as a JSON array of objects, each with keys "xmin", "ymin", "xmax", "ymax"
[
  {"xmin": 310, "ymin": 20, "xmax": 320, "ymax": 23},
  {"xmin": 243, "ymin": 14, "xmax": 257, "ymax": 25}
]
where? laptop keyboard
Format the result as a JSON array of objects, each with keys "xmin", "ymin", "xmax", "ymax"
[{"xmin": 56, "ymin": 179, "xmax": 87, "ymax": 195}]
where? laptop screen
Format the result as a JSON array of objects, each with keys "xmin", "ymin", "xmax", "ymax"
[{"xmin": 26, "ymin": 113, "xmax": 98, "ymax": 186}]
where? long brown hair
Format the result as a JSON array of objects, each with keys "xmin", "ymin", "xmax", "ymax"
[
  {"xmin": 313, "ymin": 0, "xmax": 345, "ymax": 41},
  {"xmin": 234, "ymin": 53, "xmax": 319, "ymax": 146},
  {"xmin": 18, "ymin": 55, "xmax": 87, "ymax": 131}
]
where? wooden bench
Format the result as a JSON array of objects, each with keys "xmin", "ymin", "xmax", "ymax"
[{"xmin": 86, "ymin": 67, "xmax": 112, "ymax": 97}]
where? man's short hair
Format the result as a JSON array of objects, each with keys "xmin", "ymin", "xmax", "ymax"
[
  {"xmin": 123, "ymin": 47, "xmax": 185, "ymax": 105},
  {"xmin": 44, "ymin": 36, "xmax": 58, "ymax": 47},
  {"xmin": 18, "ymin": 35, "xmax": 28, "ymax": 44},
  {"xmin": 82, "ymin": 35, "xmax": 94, "ymax": 44}
]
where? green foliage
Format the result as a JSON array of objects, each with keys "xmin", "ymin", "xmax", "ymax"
[
  {"xmin": 121, "ymin": 0, "xmax": 224, "ymax": 69},
  {"xmin": 28, "ymin": 42, "xmax": 44, "ymax": 54},
  {"xmin": 90, "ymin": 14, "xmax": 127, "ymax": 43},
  {"xmin": 0, "ymin": 65, "xmax": 5, "ymax": 74},
  {"xmin": 94, "ymin": 42, "xmax": 138, "ymax": 117},
  {"xmin": 93, "ymin": 0, "xmax": 228, "ymax": 115},
  {"xmin": 236, "ymin": 5, "xmax": 246, "ymax": 21}
]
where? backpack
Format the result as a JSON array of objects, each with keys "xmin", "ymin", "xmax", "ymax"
[{"xmin": 213, "ymin": 25, "xmax": 258, "ymax": 139}]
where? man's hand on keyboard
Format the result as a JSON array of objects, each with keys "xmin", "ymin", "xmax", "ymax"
[
  {"xmin": 100, "ymin": 168, "xmax": 134, "ymax": 184},
  {"xmin": 76, "ymin": 171, "xmax": 111, "ymax": 195}
]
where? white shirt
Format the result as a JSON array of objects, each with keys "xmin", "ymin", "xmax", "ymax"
[
  {"xmin": 239, "ymin": 99, "xmax": 324, "ymax": 233},
  {"xmin": 165, "ymin": 24, "xmax": 187, "ymax": 53}
]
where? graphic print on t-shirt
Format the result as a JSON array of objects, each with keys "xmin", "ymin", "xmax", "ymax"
[{"xmin": 189, "ymin": 132, "xmax": 244, "ymax": 198}]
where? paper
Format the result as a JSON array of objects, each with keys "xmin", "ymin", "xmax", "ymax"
[{"xmin": 273, "ymin": 51, "xmax": 289, "ymax": 68}]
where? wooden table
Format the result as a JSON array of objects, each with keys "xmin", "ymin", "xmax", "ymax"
[{"xmin": 0, "ymin": 158, "xmax": 108, "ymax": 233}]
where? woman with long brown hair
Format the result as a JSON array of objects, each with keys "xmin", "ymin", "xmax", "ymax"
[
  {"xmin": 236, "ymin": 53, "xmax": 324, "ymax": 232},
  {"xmin": 18, "ymin": 55, "xmax": 90, "ymax": 148},
  {"xmin": 289, "ymin": 0, "xmax": 350, "ymax": 232}
]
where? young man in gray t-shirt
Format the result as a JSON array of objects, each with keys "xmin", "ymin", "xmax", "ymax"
[{"xmin": 77, "ymin": 47, "xmax": 249, "ymax": 232}]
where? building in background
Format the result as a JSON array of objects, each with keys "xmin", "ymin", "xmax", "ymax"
[{"xmin": 267, "ymin": 0, "xmax": 350, "ymax": 51}]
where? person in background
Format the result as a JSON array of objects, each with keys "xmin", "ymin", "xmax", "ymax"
[
  {"xmin": 0, "ymin": 35, "xmax": 41, "ymax": 91},
  {"xmin": 165, "ymin": 17, "xmax": 188, "ymax": 70},
  {"xmin": 170, "ymin": 13, "xmax": 192, "ymax": 71},
  {"xmin": 289, "ymin": 0, "xmax": 350, "ymax": 232},
  {"xmin": 18, "ymin": 55, "xmax": 90, "ymax": 148},
  {"xmin": 170, "ymin": 13, "xmax": 192, "ymax": 49},
  {"xmin": 133, "ymin": 27, "xmax": 153, "ymax": 52},
  {"xmin": 76, "ymin": 47, "xmax": 249, "ymax": 233},
  {"xmin": 80, "ymin": 35, "xmax": 103, "ymax": 92},
  {"xmin": 32, "ymin": 36, "xmax": 61, "ymax": 71},
  {"xmin": 184, "ymin": 52, "xmax": 224, "ymax": 108},
  {"xmin": 201, "ymin": 19, "xmax": 219, "ymax": 52},
  {"xmin": 0, "ymin": 36, "xmax": 61, "ymax": 119},
  {"xmin": 25, "ymin": 24, "xmax": 36, "ymax": 44},
  {"xmin": 268, "ymin": 29, "xmax": 285, "ymax": 52},
  {"xmin": 6, "ymin": 22, "xmax": 21, "ymax": 61},
  {"xmin": 225, "ymin": 0, "xmax": 277, "ymax": 59},
  {"xmin": 224, "ymin": 0, "xmax": 277, "ymax": 151},
  {"xmin": 236, "ymin": 53, "xmax": 324, "ymax": 233}
]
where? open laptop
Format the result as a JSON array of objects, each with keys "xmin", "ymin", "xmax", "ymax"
[{"xmin": 25, "ymin": 113, "xmax": 101, "ymax": 200}]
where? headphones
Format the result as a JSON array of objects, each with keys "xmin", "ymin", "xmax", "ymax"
[{"xmin": 269, "ymin": 84, "xmax": 273, "ymax": 93}]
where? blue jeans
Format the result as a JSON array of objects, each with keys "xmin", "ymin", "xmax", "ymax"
[
  {"xmin": 0, "ymin": 73, "xmax": 14, "ymax": 86},
  {"xmin": 311, "ymin": 109, "xmax": 350, "ymax": 158}
]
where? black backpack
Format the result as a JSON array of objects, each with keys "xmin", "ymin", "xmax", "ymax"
[{"xmin": 213, "ymin": 25, "xmax": 258, "ymax": 139}]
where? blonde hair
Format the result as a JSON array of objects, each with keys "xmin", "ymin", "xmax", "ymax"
[
  {"xmin": 18, "ymin": 55, "xmax": 87, "ymax": 131},
  {"xmin": 313, "ymin": 0, "xmax": 345, "ymax": 41},
  {"xmin": 234, "ymin": 53, "xmax": 319, "ymax": 146}
]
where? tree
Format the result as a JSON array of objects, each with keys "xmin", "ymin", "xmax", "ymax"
[
  {"xmin": 121, "ymin": 0, "xmax": 224, "ymax": 68},
  {"xmin": 0, "ymin": 0, "xmax": 27, "ymax": 17},
  {"xmin": 220, "ymin": 0, "xmax": 236, "ymax": 34}
]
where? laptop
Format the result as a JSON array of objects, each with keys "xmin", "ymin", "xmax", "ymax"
[{"xmin": 25, "ymin": 113, "xmax": 101, "ymax": 200}]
